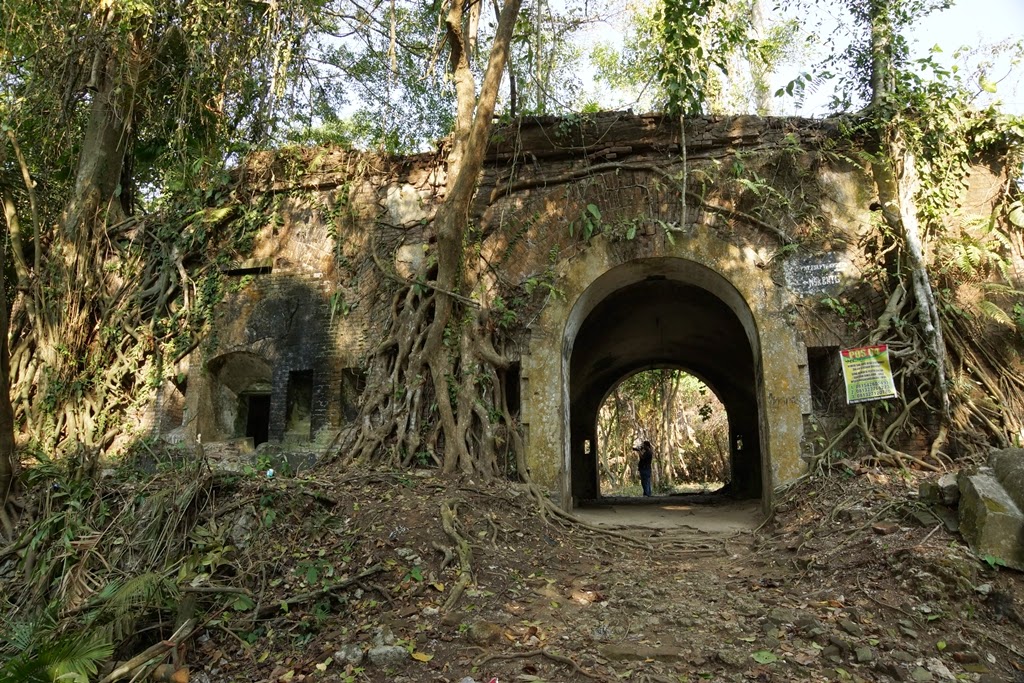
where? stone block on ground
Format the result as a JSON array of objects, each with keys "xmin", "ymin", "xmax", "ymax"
[
  {"xmin": 958, "ymin": 471, "xmax": 1024, "ymax": 571},
  {"xmin": 937, "ymin": 472, "xmax": 959, "ymax": 505},
  {"xmin": 920, "ymin": 472, "xmax": 960, "ymax": 506},
  {"xmin": 203, "ymin": 438, "xmax": 255, "ymax": 472},
  {"xmin": 990, "ymin": 448, "xmax": 1024, "ymax": 511}
]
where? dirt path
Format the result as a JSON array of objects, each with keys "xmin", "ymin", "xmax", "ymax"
[
  {"xmin": 573, "ymin": 497, "xmax": 762, "ymax": 533},
  {"xmin": 175, "ymin": 468, "xmax": 1024, "ymax": 683}
]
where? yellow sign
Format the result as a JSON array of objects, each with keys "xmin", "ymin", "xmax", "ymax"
[{"xmin": 840, "ymin": 344, "xmax": 898, "ymax": 404}]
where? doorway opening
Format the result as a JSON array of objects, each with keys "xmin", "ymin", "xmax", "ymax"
[
  {"xmin": 597, "ymin": 369, "xmax": 730, "ymax": 498},
  {"xmin": 242, "ymin": 393, "xmax": 272, "ymax": 446},
  {"xmin": 207, "ymin": 351, "xmax": 274, "ymax": 445},
  {"xmin": 565, "ymin": 259, "xmax": 763, "ymax": 506}
]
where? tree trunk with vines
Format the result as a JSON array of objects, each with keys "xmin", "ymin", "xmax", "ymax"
[
  {"xmin": 0, "ymin": 201, "xmax": 16, "ymax": 527},
  {"xmin": 343, "ymin": 0, "xmax": 525, "ymax": 479},
  {"xmin": 10, "ymin": 31, "xmax": 141, "ymax": 456}
]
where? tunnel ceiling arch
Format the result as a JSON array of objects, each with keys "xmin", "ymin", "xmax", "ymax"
[
  {"xmin": 566, "ymin": 258, "xmax": 763, "ymax": 502},
  {"xmin": 207, "ymin": 351, "xmax": 273, "ymax": 395},
  {"xmin": 571, "ymin": 280, "xmax": 755, "ymax": 412}
]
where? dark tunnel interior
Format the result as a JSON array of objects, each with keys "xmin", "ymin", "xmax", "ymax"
[{"xmin": 569, "ymin": 276, "xmax": 762, "ymax": 503}]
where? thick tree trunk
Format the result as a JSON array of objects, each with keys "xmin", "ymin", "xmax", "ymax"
[
  {"xmin": 0, "ymin": 239, "xmax": 15, "ymax": 513},
  {"xmin": 750, "ymin": 0, "xmax": 772, "ymax": 114},
  {"xmin": 431, "ymin": 0, "xmax": 522, "ymax": 473},
  {"xmin": 1, "ymin": 26, "xmax": 140, "ymax": 459},
  {"xmin": 1, "ymin": 150, "xmax": 24, "ymax": 516},
  {"xmin": 868, "ymin": 0, "xmax": 891, "ymax": 107},
  {"xmin": 871, "ymin": 148, "xmax": 951, "ymax": 418},
  {"xmin": 347, "ymin": 0, "xmax": 524, "ymax": 477},
  {"xmin": 865, "ymin": 0, "xmax": 950, "ymax": 420}
]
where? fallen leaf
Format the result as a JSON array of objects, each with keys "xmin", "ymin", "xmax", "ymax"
[
  {"xmin": 751, "ymin": 650, "xmax": 778, "ymax": 664},
  {"xmin": 411, "ymin": 651, "xmax": 434, "ymax": 662}
]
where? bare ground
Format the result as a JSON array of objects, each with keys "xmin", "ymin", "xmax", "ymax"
[
  {"xmin": 173, "ymin": 463, "xmax": 1024, "ymax": 683},
  {"xmin": 3, "ymin": 457, "xmax": 1024, "ymax": 683}
]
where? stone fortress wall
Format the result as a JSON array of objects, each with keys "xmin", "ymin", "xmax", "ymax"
[{"xmin": 148, "ymin": 112, "xmax": 1012, "ymax": 509}]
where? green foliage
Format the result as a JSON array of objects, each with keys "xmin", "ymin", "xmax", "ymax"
[
  {"xmin": 0, "ymin": 625, "xmax": 113, "ymax": 683},
  {"xmin": 593, "ymin": 0, "xmax": 795, "ymax": 114},
  {"xmin": 569, "ymin": 203, "xmax": 603, "ymax": 241},
  {"xmin": 506, "ymin": 0, "xmax": 598, "ymax": 115},
  {"xmin": 657, "ymin": 0, "xmax": 752, "ymax": 115}
]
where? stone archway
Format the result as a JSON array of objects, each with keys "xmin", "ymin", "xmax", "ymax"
[
  {"xmin": 568, "ymin": 261, "xmax": 761, "ymax": 502},
  {"xmin": 521, "ymin": 233, "xmax": 808, "ymax": 512},
  {"xmin": 202, "ymin": 351, "xmax": 274, "ymax": 445}
]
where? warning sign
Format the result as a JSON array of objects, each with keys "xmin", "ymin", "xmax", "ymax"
[{"xmin": 840, "ymin": 344, "xmax": 898, "ymax": 404}]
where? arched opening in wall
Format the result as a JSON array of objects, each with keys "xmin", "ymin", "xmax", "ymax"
[
  {"xmin": 566, "ymin": 258, "xmax": 764, "ymax": 506},
  {"xmin": 597, "ymin": 369, "xmax": 730, "ymax": 497},
  {"xmin": 207, "ymin": 351, "xmax": 273, "ymax": 446}
]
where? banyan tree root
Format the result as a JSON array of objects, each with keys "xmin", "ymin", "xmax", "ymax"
[
  {"xmin": 473, "ymin": 648, "xmax": 607, "ymax": 680},
  {"xmin": 440, "ymin": 500, "xmax": 473, "ymax": 612}
]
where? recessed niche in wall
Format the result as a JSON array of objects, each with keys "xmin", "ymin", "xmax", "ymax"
[
  {"xmin": 808, "ymin": 346, "xmax": 842, "ymax": 413},
  {"xmin": 286, "ymin": 369, "xmax": 314, "ymax": 439},
  {"xmin": 504, "ymin": 362, "xmax": 521, "ymax": 418}
]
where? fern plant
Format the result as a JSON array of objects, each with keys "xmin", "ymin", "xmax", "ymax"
[{"xmin": 0, "ymin": 605, "xmax": 113, "ymax": 683}]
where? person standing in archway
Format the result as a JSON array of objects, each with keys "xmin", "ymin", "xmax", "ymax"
[{"xmin": 633, "ymin": 441, "xmax": 655, "ymax": 497}]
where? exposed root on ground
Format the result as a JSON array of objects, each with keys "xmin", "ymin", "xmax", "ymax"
[
  {"xmin": 440, "ymin": 500, "xmax": 474, "ymax": 612},
  {"xmin": 474, "ymin": 647, "xmax": 608, "ymax": 681}
]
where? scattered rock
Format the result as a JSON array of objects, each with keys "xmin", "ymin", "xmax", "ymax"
[
  {"xmin": 937, "ymin": 473, "xmax": 959, "ymax": 506},
  {"xmin": 839, "ymin": 618, "xmax": 864, "ymax": 637},
  {"xmin": 977, "ymin": 675, "xmax": 1004, "ymax": 683},
  {"xmin": 766, "ymin": 607, "xmax": 797, "ymax": 625},
  {"xmin": 925, "ymin": 657, "xmax": 955, "ymax": 681},
  {"xmin": 909, "ymin": 507, "xmax": 941, "ymax": 528},
  {"xmin": 228, "ymin": 511, "xmax": 257, "ymax": 550},
  {"xmin": 855, "ymin": 646, "xmax": 875, "ymax": 663},
  {"xmin": 440, "ymin": 611, "xmax": 464, "ymax": 627},
  {"xmin": 367, "ymin": 645, "xmax": 408, "ymax": 667},
  {"xmin": 829, "ymin": 635, "xmax": 852, "ymax": 653},
  {"xmin": 466, "ymin": 620, "xmax": 503, "ymax": 646},
  {"xmin": 958, "ymin": 469, "xmax": 1024, "ymax": 571},
  {"xmin": 873, "ymin": 522, "xmax": 901, "ymax": 535},
  {"xmin": 899, "ymin": 625, "xmax": 919, "ymax": 639},
  {"xmin": 875, "ymin": 661, "xmax": 906, "ymax": 682},
  {"xmin": 910, "ymin": 667, "xmax": 933, "ymax": 682},
  {"xmin": 920, "ymin": 480, "xmax": 942, "ymax": 504},
  {"xmin": 839, "ymin": 506, "xmax": 871, "ymax": 524},
  {"xmin": 372, "ymin": 626, "xmax": 396, "ymax": 647},
  {"xmin": 794, "ymin": 615, "xmax": 824, "ymax": 634},
  {"xmin": 333, "ymin": 644, "xmax": 365, "ymax": 667}
]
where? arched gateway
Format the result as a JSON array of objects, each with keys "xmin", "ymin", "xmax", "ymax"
[{"xmin": 520, "ymin": 231, "xmax": 808, "ymax": 512}]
